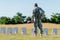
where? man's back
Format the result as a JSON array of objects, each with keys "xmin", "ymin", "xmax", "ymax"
[{"xmin": 33, "ymin": 7, "xmax": 44, "ymax": 19}]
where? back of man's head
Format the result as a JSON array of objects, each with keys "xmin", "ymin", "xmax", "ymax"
[{"xmin": 34, "ymin": 3, "xmax": 38, "ymax": 7}]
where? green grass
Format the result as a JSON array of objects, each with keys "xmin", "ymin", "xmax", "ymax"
[{"xmin": 0, "ymin": 29, "xmax": 60, "ymax": 40}]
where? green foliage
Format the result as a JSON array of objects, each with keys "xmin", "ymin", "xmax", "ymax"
[
  {"xmin": 0, "ymin": 12, "xmax": 26, "ymax": 24},
  {"xmin": 0, "ymin": 12, "xmax": 60, "ymax": 24},
  {"xmin": 16, "ymin": 12, "xmax": 26, "ymax": 23},
  {"xmin": 5, "ymin": 17, "xmax": 11, "ymax": 24},
  {"xmin": 13, "ymin": 16, "xmax": 23, "ymax": 24},
  {"xmin": 41, "ymin": 15, "xmax": 47, "ymax": 22},
  {"xmin": 26, "ymin": 17, "xmax": 31, "ymax": 21},
  {"xmin": 0, "ymin": 16, "xmax": 8, "ymax": 24},
  {"xmin": 51, "ymin": 13, "xmax": 60, "ymax": 24}
]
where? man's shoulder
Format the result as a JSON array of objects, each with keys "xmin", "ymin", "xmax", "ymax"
[
  {"xmin": 38, "ymin": 7, "xmax": 42, "ymax": 9},
  {"xmin": 33, "ymin": 7, "xmax": 42, "ymax": 11}
]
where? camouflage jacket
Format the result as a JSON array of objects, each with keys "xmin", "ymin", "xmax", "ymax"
[{"xmin": 33, "ymin": 7, "xmax": 45, "ymax": 19}]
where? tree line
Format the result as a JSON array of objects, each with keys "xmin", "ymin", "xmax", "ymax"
[
  {"xmin": 0, "ymin": 12, "xmax": 60, "ymax": 24},
  {"xmin": 41, "ymin": 13, "xmax": 60, "ymax": 24}
]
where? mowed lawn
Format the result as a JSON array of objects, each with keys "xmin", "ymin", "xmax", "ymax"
[{"xmin": 0, "ymin": 23, "xmax": 60, "ymax": 40}]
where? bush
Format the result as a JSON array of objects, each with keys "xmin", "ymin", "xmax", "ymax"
[
  {"xmin": 0, "ymin": 12, "xmax": 26, "ymax": 24},
  {"xmin": 50, "ymin": 13, "xmax": 60, "ymax": 24}
]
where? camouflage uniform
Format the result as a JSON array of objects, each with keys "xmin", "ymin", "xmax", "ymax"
[{"xmin": 33, "ymin": 7, "xmax": 45, "ymax": 35}]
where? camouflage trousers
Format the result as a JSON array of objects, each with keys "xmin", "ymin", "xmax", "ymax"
[{"xmin": 34, "ymin": 19, "xmax": 43, "ymax": 35}]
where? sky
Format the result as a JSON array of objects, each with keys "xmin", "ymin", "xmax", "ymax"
[{"xmin": 0, "ymin": 0, "xmax": 60, "ymax": 18}]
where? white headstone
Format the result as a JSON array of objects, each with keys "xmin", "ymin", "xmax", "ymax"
[
  {"xmin": 13, "ymin": 27, "xmax": 18, "ymax": 34},
  {"xmin": 43, "ymin": 28, "xmax": 48, "ymax": 35},
  {"xmin": 21, "ymin": 27, "xmax": 27, "ymax": 34},
  {"xmin": 52, "ymin": 28, "xmax": 57, "ymax": 35},
  {"xmin": 1, "ymin": 27, "xmax": 6, "ymax": 34},
  {"xmin": 32, "ymin": 28, "xmax": 35, "ymax": 34},
  {"xmin": 7, "ymin": 28, "xmax": 13, "ymax": 34},
  {"xmin": 31, "ymin": 28, "xmax": 35, "ymax": 36}
]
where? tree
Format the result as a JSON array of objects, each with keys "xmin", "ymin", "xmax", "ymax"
[
  {"xmin": 26, "ymin": 17, "xmax": 31, "ymax": 21},
  {"xmin": 12, "ymin": 12, "xmax": 26, "ymax": 24},
  {"xmin": 51, "ymin": 13, "xmax": 60, "ymax": 24},
  {"xmin": 5, "ymin": 17, "xmax": 11, "ymax": 24},
  {"xmin": 13, "ymin": 16, "xmax": 23, "ymax": 24},
  {"xmin": 16, "ymin": 12, "xmax": 22, "ymax": 17},
  {"xmin": 26, "ymin": 16, "xmax": 32, "ymax": 23},
  {"xmin": 0, "ymin": 12, "xmax": 26, "ymax": 24},
  {"xmin": 0, "ymin": 16, "xmax": 7, "ymax": 24}
]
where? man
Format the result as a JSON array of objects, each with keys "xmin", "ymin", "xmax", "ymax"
[{"xmin": 32, "ymin": 3, "xmax": 45, "ymax": 36}]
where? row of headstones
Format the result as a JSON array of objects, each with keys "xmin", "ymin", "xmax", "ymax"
[
  {"xmin": 43, "ymin": 28, "xmax": 57, "ymax": 35},
  {"xmin": 0, "ymin": 27, "xmax": 58, "ymax": 35},
  {"xmin": 0, "ymin": 27, "xmax": 18, "ymax": 34}
]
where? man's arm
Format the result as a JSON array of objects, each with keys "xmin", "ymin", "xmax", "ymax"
[
  {"xmin": 40, "ymin": 8, "xmax": 45, "ymax": 14},
  {"xmin": 32, "ymin": 10, "xmax": 35, "ymax": 19},
  {"xmin": 32, "ymin": 9, "xmax": 35, "ymax": 22},
  {"xmin": 39, "ymin": 8, "xmax": 45, "ymax": 19}
]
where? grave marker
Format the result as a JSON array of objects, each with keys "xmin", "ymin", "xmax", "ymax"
[
  {"xmin": 21, "ymin": 27, "xmax": 27, "ymax": 34},
  {"xmin": 13, "ymin": 27, "xmax": 18, "ymax": 34},
  {"xmin": 7, "ymin": 28, "xmax": 13, "ymax": 34},
  {"xmin": 43, "ymin": 28, "xmax": 48, "ymax": 35},
  {"xmin": 52, "ymin": 28, "xmax": 57, "ymax": 35},
  {"xmin": 1, "ymin": 27, "xmax": 6, "ymax": 34}
]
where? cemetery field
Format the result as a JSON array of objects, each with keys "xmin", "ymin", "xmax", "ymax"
[{"xmin": 0, "ymin": 23, "xmax": 60, "ymax": 40}]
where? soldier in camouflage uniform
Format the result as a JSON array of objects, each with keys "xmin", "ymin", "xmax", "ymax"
[{"xmin": 33, "ymin": 3, "xmax": 45, "ymax": 36}]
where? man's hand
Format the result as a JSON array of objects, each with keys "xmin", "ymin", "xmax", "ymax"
[
  {"xmin": 41, "ymin": 16, "xmax": 44, "ymax": 19},
  {"xmin": 34, "ymin": 17, "xmax": 35, "ymax": 22}
]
